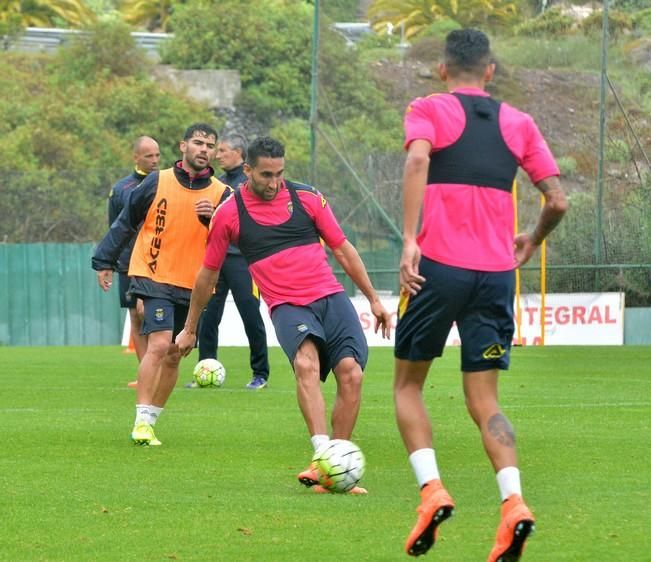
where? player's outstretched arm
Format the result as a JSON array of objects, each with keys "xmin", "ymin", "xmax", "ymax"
[
  {"xmin": 331, "ymin": 240, "xmax": 392, "ymax": 339},
  {"xmin": 400, "ymin": 140, "xmax": 430, "ymax": 295},
  {"xmin": 176, "ymin": 266, "xmax": 220, "ymax": 356},
  {"xmin": 515, "ymin": 176, "xmax": 568, "ymax": 267}
]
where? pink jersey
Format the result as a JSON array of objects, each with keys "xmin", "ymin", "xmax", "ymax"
[
  {"xmin": 204, "ymin": 181, "xmax": 346, "ymax": 311},
  {"xmin": 404, "ymin": 87, "xmax": 560, "ymax": 271}
]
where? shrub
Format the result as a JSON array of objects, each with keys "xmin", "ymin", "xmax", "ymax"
[
  {"xmin": 580, "ymin": 10, "xmax": 633, "ymax": 38},
  {"xmin": 514, "ymin": 8, "xmax": 574, "ymax": 37},
  {"xmin": 632, "ymin": 8, "xmax": 651, "ymax": 34},
  {"xmin": 605, "ymin": 139, "xmax": 630, "ymax": 163},
  {"xmin": 557, "ymin": 156, "xmax": 578, "ymax": 177},
  {"xmin": 56, "ymin": 20, "xmax": 148, "ymax": 81}
]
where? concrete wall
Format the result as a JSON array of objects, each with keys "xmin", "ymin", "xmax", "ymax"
[{"xmin": 151, "ymin": 66, "xmax": 241, "ymax": 110}]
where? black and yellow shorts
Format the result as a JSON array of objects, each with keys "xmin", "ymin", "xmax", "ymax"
[{"xmin": 394, "ymin": 257, "xmax": 515, "ymax": 372}]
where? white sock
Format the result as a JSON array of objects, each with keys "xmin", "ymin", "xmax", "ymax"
[
  {"xmin": 496, "ymin": 466, "xmax": 522, "ymax": 501},
  {"xmin": 311, "ymin": 434, "xmax": 330, "ymax": 452},
  {"xmin": 135, "ymin": 404, "xmax": 150, "ymax": 425},
  {"xmin": 409, "ymin": 448, "xmax": 441, "ymax": 488},
  {"xmin": 135, "ymin": 404, "xmax": 162, "ymax": 426},
  {"xmin": 148, "ymin": 406, "xmax": 163, "ymax": 425}
]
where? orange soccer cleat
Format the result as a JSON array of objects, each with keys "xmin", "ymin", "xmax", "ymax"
[
  {"xmin": 297, "ymin": 463, "xmax": 320, "ymax": 488},
  {"xmin": 312, "ymin": 484, "xmax": 368, "ymax": 494},
  {"xmin": 487, "ymin": 494, "xmax": 535, "ymax": 562},
  {"xmin": 405, "ymin": 479, "xmax": 455, "ymax": 557}
]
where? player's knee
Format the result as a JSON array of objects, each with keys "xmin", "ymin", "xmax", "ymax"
[
  {"xmin": 293, "ymin": 350, "xmax": 319, "ymax": 380},
  {"xmin": 334, "ymin": 358, "xmax": 363, "ymax": 388},
  {"xmin": 163, "ymin": 342, "xmax": 181, "ymax": 363}
]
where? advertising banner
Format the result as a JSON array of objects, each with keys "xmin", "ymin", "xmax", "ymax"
[{"xmin": 123, "ymin": 292, "xmax": 625, "ymax": 347}]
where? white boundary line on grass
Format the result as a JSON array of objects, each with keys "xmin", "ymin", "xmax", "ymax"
[{"xmin": 507, "ymin": 401, "xmax": 651, "ymax": 409}]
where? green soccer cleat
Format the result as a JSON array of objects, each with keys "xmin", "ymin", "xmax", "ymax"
[{"xmin": 131, "ymin": 422, "xmax": 161, "ymax": 446}]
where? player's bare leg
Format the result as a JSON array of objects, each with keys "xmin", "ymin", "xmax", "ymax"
[
  {"xmin": 130, "ymin": 300, "xmax": 148, "ymax": 361},
  {"xmin": 151, "ymin": 343, "xmax": 182, "ymax": 407},
  {"xmin": 131, "ymin": 330, "xmax": 171, "ymax": 445},
  {"xmin": 462, "ymin": 369, "xmax": 517, "ymax": 471},
  {"xmin": 294, "ymin": 338, "xmax": 329, "ymax": 488},
  {"xmin": 331, "ymin": 357, "xmax": 363, "ymax": 439},
  {"xmin": 394, "ymin": 358, "xmax": 432, "ymax": 453},
  {"xmin": 308, "ymin": 356, "xmax": 367, "ymax": 495},
  {"xmin": 293, "ymin": 338, "xmax": 328, "ymax": 436},
  {"xmin": 127, "ymin": 304, "xmax": 147, "ymax": 388},
  {"xmin": 396, "ymin": 358, "xmax": 455, "ymax": 556},
  {"xmin": 136, "ymin": 330, "xmax": 172, "ymax": 405},
  {"xmin": 463, "ymin": 370, "xmax": 535, "ymax": 562}
]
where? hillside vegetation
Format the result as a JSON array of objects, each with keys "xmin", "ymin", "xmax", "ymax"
[{"xmin": 0, "ymin": 1, "xmax": 649, "ymax": 301}]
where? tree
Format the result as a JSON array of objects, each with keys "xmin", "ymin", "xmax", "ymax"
[
  {"xmin": 0, "ymin": 0, "xmax": 95, "ymax": 28},
  {"xmin": 119, "ymin": 0, "xmax": 182, "ymax": 31},
  {"xmin": 0, "ymin": 20, "xmax": 218, "ymax": 243},
  {"xmin": 368, "ymin": 0, "xmax": 518, "ymax": 39}
]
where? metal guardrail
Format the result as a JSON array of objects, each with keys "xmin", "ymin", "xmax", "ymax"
[
  {"xmin": 11, "ymin": 27, "xmax": 172, "ymax": 60},
  {"xmin": 13, "ymin": 24, "xmax": 371, "ymax": 55}
]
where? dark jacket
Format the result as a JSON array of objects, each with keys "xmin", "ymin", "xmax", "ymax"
[
  {"xmin": 219, "ymin": 163, "xmax": 247, "ymax": 255},
  {"xmin": 108, "ymin": 170, "xmax": 147, "ymax": 272}
]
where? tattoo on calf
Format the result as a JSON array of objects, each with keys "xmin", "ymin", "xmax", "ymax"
[{"xmin": 487, "ymin": 413, "xmax": 515, "ymax": 447}]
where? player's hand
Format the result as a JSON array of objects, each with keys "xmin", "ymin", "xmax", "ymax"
[
  {"xmin": 370, "ymin": 300, "xmax": 392, "ymax": 339},
  {"xmin": 175, "ymin": 329, "xmax": 197, "ymax": 357},
  {"xmin": 195, "ymin": 198, "xmax": 215, "ymax": 219},
  {"xmin": 399, "ymin": 239, "xmax": 425, "ymax": 295},
  {"xmin": 514, "ymin": 232, "xmax": 537, "ymax": 267},
  {"xmin": 97, "ymin": 270, "xmax": 113, "ymax": 292}
]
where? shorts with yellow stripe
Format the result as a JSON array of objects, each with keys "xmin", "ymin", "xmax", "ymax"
[{"xmin": 394, "ymin": 257, "xmax": 515, "ymax": 372}]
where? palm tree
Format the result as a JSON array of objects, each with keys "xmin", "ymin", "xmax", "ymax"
[
  {"xmin": 119, "ymin": 0, "xmax": 179, "ymax": 31},
  {"xmin": 0, "ymin": 0, "xmax": 95, "ymax": 27},
  {"xmin": 368, "ymin": 0, "xmax": 518, "ymax": 39}
]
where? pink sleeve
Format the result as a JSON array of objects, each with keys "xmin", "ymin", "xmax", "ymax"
[
  {"xmin": 500, "ymin": 105, "xmax": 560, "ymax": 184},
  {"xmin": 404, "ymin": 97, "xmax": 437, "ymax": 149},
  {"xmin": 299, "ymin": 190, "xmax": 347, "ymax": 249},
  {"xmin": 203, "ymin": 201, "xmax": 236, "ymax": 270}
]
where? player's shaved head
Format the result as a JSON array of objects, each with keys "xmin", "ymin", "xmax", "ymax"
[
  {"xmin": 132, "ymin": 136, "xmax": 160, "ymax": 174},
  {"xmin": 133, "ymin": 136, "xmax": 158, "ymax": 154}
]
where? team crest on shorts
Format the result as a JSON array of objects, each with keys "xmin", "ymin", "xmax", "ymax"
[
  {"xmin": 482, "ymin": 344, "xmax": 505, "ymax": 359},
  {"xmin": 296, "ymin": 323, "xmax": 308, "ymax": 333},
  {"xmin": 154, "ymin": 308, "xmax": 165, "ymax": 322}
]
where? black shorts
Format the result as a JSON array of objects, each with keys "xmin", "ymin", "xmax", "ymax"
[
  {"xmin": 271, "ymin": 292, "xmax": 368, "ymax": 381},
  {"xmin": 118, "ymin": 273, "xmax": 137, "ymax": 309},
  {"xmin": 141, "ymin": 297, "xmax": 189, "ymax": 338},
  {"xmin": 394, "ymin": 257, "xmax": 515, "ymax": 372}
]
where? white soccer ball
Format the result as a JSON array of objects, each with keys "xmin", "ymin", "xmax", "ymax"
[
  {"xmin": 311, "ymin": 439, "xmax": 366, "ymax": 493},
  {"xmin": 192, "ymin": 359, "xmax": 226, "ymax": 388}
]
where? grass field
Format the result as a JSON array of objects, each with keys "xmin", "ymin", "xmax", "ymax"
[{"xmin": 1, "ymin": 345, "xmax": 649, "ymax": 561}]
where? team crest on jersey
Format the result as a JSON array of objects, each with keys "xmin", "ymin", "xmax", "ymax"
[
  {"xmin": 287, "ymin": 202, "xmax": 293, "ymax": 215},
  {"xmin": 482, "ymin": 344, "xmax": 505, "ymax": 359},
  {"xmin": 154, "ymin": 308, "xmax": 165, "ymax": 322},
  {"xmin": 320, "ymin": 195, "xmax": 327, "ymax": 208},
  {"xmin": 296, "ymin": 323, "xmax": 308, "ymax": 333}
]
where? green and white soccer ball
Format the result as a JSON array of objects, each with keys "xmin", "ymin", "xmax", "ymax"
[
  {"xmin": 192, "ymin": 359, "xmax": 226, "ymax": 388},
  {"xmin": 311, "ymin": 439, "xmax": 366, "ymax": 493}
]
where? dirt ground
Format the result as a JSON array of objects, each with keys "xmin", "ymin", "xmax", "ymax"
[{"xmin": 371, "ymin": 49, "xmax": 650, "ymax": 196}]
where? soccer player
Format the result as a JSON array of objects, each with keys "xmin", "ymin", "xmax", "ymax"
[
  {"xmin": 395, "ymin": 29, "xmax": 567, "ymax": 559},
  {"xmin": 175, "ymin": 136, "xmax": 392, "ymax": 494},
  {"xmin": 107, "ymin": 136, "xmax": 160, "ymax": 388},
  {"xmin": 185, "ymin": 133, "xmax": 270, "ymax": 390},
  {"xmin": 93, "ymin": 123, "xmax": 232, "ymax": 446}
]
